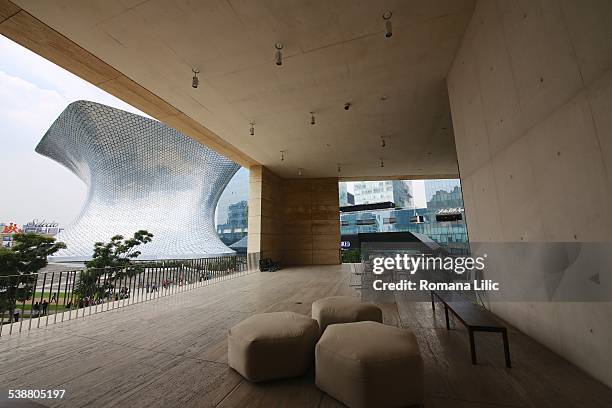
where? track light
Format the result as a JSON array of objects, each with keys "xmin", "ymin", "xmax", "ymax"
[
  {"xmin": 192, "ymin": 68, "xmax": 200, "ymax": 88},
  {"xmin": 344, "ymin": 102, "xmax": 351, "ymax": 111},
  {"xmin": 280, "ymin": 150, "xmax": 285, "ymax": 162},
  {"xmin": 381, "ymin": 137, "xmax": 386, "ymax": 148},
  {"xmin": 337, "ymin": 164, "xmax": 341, "ymax": 174},
  {"xmin": 297, "ymin": 168, "xmax": 303, "ymax": 176},
  {"xmin": 275, "ymin": 42, "xmax": 284, "ymax": 66},
  {"xmin": 249, "ymin": 123, "xmax": 255, "ymax": 136},
  {"xmin": 383, "ymin": 11, "xmax": 392, "ymax": 38},
  {"xmin": 310, "ymin": 112, "xmax": 315, "ymax": 125},
  {"xmin": 379, "ymin": 158, "xmax": 384, "ymax": 168}
]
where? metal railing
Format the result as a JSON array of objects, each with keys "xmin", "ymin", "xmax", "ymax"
[{"xmin": 0, "ymin": 255, "xmax": 249, "ymax": 336}]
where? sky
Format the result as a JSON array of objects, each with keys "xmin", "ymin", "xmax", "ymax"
[{"xmin": 0, "ymin": 36, "xmax": 147, "ymax": 226}]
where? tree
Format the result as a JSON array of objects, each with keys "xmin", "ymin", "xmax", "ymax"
[
  {"xmin": 74, "ymin": 230, "xmax": 153, "ymax": 301},
  {"xmin": 0, "ymin": 233, "xmax": 66, "ymax": 321}
]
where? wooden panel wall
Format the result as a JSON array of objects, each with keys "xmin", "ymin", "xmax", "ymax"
[{"xmin": 248, "ymin": 166, "xmax": 340, "ymax": 266}]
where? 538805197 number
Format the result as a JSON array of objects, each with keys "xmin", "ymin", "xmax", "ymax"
[{"xmin": 8, "ymin": 389, "xmax": 66, "ymax": 399}]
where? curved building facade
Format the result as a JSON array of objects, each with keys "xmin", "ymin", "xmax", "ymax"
[{"xmin": 36, "ymin": 101, "xmax": 240, "ymax": 261}]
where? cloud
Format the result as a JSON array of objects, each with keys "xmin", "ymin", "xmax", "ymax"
[
  {"xmin": 0, "ymin": 37, "xmax": 148, "ymax": 227},
  {"xmin": 0, "ymin": 36, "xmax": 146, "ymax": 117}
]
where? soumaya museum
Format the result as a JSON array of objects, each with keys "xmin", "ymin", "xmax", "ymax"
[{"xmin": 1, "ymin": 1, "xmax": 612, "ymax": 408}]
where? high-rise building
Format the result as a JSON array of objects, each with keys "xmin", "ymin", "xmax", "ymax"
[
  {"xmin": 424, "ymin": 179, "xmax": 461, "ymax": 202},
  {"xmin": 426, "ymin": 185, "xmax": 464, "ymax": 211},
  {"xmin": 339, "ymin": 183, "xmax": 355, "ymax": 206},
  {"xmin": 350, "ymin": 180, "xmax": 413, "ymax": 208},
  {"xmin": 216, "ymin": 167, "xmax": 249, "ymax": 226},
  {"xmin": 217, "ymin": 200, "xmax": 248, "ymax": 246}
]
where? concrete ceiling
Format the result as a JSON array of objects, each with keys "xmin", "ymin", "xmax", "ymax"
[{"xmin": 14, "ymin": 0, "xmax": 476, "ymax": 179}]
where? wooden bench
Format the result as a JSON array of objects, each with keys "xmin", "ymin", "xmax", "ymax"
[{"xmin": 431, "ymin": 291, "xmax": 511, "ymax": 368}]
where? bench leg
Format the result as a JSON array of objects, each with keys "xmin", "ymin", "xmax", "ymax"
[
  {"xmin": 444, "ymin": 304, "xmax": 450, "ymax": 330},
  {"xmin": 502, "ymin": 329, "xmax": 511, "ymax": 368},
  {"xmin": 469, "ymin": 329, "xmax": 477, "ymax": 365}
]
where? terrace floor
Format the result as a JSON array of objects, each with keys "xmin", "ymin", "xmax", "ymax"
[{"xmin": 1, "ymin": 264, "xmax": 612, "ymax": 408}]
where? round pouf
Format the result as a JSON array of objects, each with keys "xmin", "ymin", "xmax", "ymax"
[
  {"xmin": 311, "ymin": 296, "xmax": 382, "ymax": 334},
  {"xmin": 316, "ymin": 321, "xmax": 424, "ymax": 408},
  {"xmin": 228, "ymin": 311, "xmax": 319, "ymax": 382}
]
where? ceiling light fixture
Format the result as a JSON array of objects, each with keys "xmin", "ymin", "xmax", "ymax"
[
  {"xmin": 337, "ymin": 164, "xmax": 342, "ymax": 174},
  {"xmin": 344, "ymin": 102, "xmax": 351, "ymax": 111},
  {"xmin": 280, "ymin": 150, "xmax": 285, "ymax": 161},
  {"xmin": 379, "ymin": 158, "xmax": 385, "ymax": 168},
  {"xmin": 191, "ymin": 68, "xmax": 200, "ymax": 88},
  {"xmin": 381, "ymin": 136, "xmax": 386, "ymax": 148},
  {"xmin": 383, "ymin": 11, "xmax": 393, "ymax": 38},
  {"xmin": 249, "ymin": 123, "xmax": 255, "ymax": 136},
  {"xmin": 310, "ymin": 112, "xmax": 315, "ymax": 125},
  {"xmin": 275, "ymin": 42, "xmax": 284, "ymax": 66},
  {"xmin": 297, "ymin": 168, "xmax": 303, "ymax": 176}
]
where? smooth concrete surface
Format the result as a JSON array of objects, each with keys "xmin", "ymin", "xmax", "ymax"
[
  {"xmin": 1, "ymin": 265, "xmax": 612, "ymax": 407},
  {"xmin": 3, "ymin": 0, "xmax": 474, "ymax": 179},
  {"xmin": 248, "ymin": 165, "xmax": 340, "ymax": 266},
  {"xmin": 448, "ymin": 0, "xmax": 612, "ymax": 387}
]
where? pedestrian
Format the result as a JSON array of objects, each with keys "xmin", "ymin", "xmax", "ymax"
[
  {"xmin": 42, "ymin": 300, "xmax": 49, "ymax": 315},
  {"xmin": 13, "ymin": 310, "xmax": 20, "ymax": 322},
  {"xmin": 33, "ymin": 301, "xmax": 40, "ymax": 317}
]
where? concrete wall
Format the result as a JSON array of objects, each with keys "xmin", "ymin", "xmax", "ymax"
[
  {"xmin": 247, "ymin": 165, "xmax": 340, "ymax": 267},
  {"xmin": 448, "ymin": 0, "xmax": 612, "ymax": 387}
]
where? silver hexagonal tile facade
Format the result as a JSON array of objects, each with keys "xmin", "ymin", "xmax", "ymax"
[{"xmin": 36, "ymin": 101, "xmax": 239, "ymax": 261}]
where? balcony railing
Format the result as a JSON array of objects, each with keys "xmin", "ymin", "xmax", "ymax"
[{"xmin": 0, "ymin": 255, "xmax": 249, "ymax": 336}]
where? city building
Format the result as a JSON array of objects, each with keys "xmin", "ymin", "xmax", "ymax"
[
  {"xmin": 341, "ymin": 179, "xmax": 468, "ymax": 252},
  {"xmin": 338, "ymin": 183, "xmax": 355, "ymax": 206},
  {"xmin": 351, "ymin": 180, "xmax": 413, "ymax": 208},
  {"xmin": 21, "ymin": 219, "xmax": 64, "ymax": 236},
  {"xmin": 217, "ymin": 200, "xmax": 248, "ymax": 246},
  {"xmin": 1, "ymin": 222, "xmax": 21, "ymax": 247},
  {"xmin": 36, "ymin": 101, "xmax": 239, "ymax": 261},
  {"xmin": 424, "ymin": 179, "xmax": 461, "ymax": 202},
  {"xmin": 216, "ymin": 167, "xmax": 249, "ymax": 227}
]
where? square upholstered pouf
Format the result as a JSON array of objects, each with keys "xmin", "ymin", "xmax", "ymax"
[
  {"xmin": 228, "ymin": 311, "xmax": 319, "ymax": 382},
  {"xmin": 316, "ymin": 321, "xmax": 424, "ymax": 408}
]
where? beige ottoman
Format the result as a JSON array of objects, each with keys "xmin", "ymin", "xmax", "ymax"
[
  {"xmin": 316, "ymin": 321, "xmax": 424, "ymax": 408},
  {"xmin": 311, "ymin": 296, "xmax": 382, "ymax": 333},
  {"xmin": 228, "ymin": 311, "xmax": 319, "ymax": 381}
]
